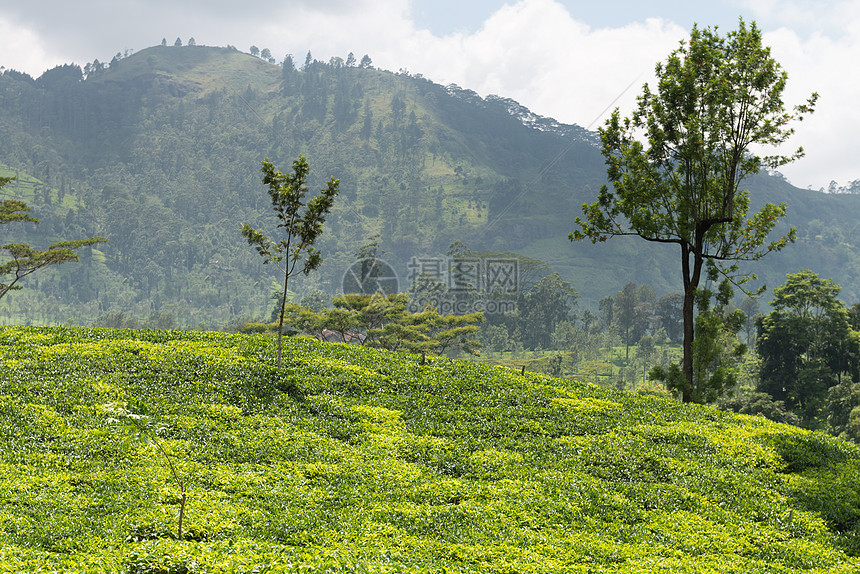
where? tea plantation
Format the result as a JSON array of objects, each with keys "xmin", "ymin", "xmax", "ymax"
[{"xmin": 2, "ymin": 326, "xmax": 860, "ymax": 573}]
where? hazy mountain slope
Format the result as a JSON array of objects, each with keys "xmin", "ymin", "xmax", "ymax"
[{"xmin": 0, "ymin": 44, "xmax": 857, "ymax": 326}]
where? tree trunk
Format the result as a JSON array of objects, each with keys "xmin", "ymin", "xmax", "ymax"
[
  {"xmin": 276, "ymin": 267, "xmax": 289, "ymax": 370},
  {"xmin": 625, "ymin": 325, "xmax": 630, "ymax": 360},
  {"xmin": 177, "ymin": 485, "xmax": 186, "ymax": 541},
  {"xmin": 680, "ymin": 242, "xmax": 704, "ymax": 403},
  {"xmin": 681, "ymin": 282, "xmax": 695, "ymax": 402}
]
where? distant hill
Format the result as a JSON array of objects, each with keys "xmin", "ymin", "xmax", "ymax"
[
  {"xmin": 1, "ymin": 44, "xmax": 858, "ymax": 326},
  {"xmin": 2, "ymin": 325, "xmax": 860, "ymax": 571}
]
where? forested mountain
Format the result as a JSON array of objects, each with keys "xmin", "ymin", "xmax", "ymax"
[{"xmin": 1, "ymin": 44, "xmax": 858, "ymax": 326}]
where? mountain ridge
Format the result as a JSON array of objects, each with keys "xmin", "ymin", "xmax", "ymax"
[{"xmin": 0, "ymin": 44, "xmax": 858, "ymax": 327}]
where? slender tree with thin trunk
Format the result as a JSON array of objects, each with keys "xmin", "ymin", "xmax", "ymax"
[
  {"xmin": 241, "ymin": 156, "xmax": 339, "ymax": 369},
  {"xmin": 571, "ymin": 20, "xmax": 817, "ymax": 402}
]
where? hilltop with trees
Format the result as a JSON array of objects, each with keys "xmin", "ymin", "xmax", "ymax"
[{"xmin": 0, "ymin": 40, "xmax": 859, "ymax": 330}]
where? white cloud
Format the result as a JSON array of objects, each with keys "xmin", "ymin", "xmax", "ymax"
[
  {"xmin": 760, "ymin": 7, "xmax": 860, "ymax": 188},
  {"xmin": 740, "ymin": 0, "xmax": 860, "ymax": 34},
  {"xmin": 367, "ymin": 0, "xmax": 687, "ymax": 129},
  {"xmin": 226, "ymin": 0, "xmax": 687, "ymax": 134},
  {"xmin": 0, "ymin": 0, "xmax": 858, "ymax": 188},
  {"xmin": 0, "ymin": 16, "xmax": 59, "ymax": 75}
]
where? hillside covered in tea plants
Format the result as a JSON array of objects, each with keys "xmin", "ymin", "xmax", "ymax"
[{"xmin": 2, "ymin": 326, "xmax": 860, "ymax": 572}]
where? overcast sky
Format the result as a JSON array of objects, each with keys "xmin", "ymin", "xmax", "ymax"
[{"xmin": 1, "ymin": 0, "xmax": 857, "ymax": 190}]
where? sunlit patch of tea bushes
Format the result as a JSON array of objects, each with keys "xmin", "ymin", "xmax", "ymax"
[{"xmin": 2, "ymin": 326, "xmax": 860, "ymax": 572}]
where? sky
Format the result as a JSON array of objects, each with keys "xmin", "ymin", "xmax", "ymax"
[{"xmin": 1, "ymin": 0, "xmax": 858, "ymax": 190}]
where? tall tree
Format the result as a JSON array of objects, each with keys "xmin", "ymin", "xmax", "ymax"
[
  {"xmin": 599, "ymin": 295, "xmax": 615, "ymax": 333},
  {"xmin": 738, "ymin": 296, "xmax": 761, "ymax": 347},
  {"xmin": 518, "ymin": 273, "xmax": 578, "ymax": 350},
  {"xmin": 1, "ymin": 177, "xmax": 106, "ymax": 302},
  {"xmin": 757, "ymin": 270, "xmax": 860, "ymax": 426},
  {"xmin": 613, "ymin": 283, "xmax": 639, "ymax": 360},
  {"xmin": 656, "ymin": 292, "xmax": 684, "ymax": 343},
  {"xmin": 571, "ymin": 20, "xmax": 817, "ymax": 402},
  {"xmin": 849, "ymin": 303, "xmax": 860, "ymax": 332},
  {"xmin": 241, "ymin": 157, "xmax": 339, "ymax": 369},
  {"xmin": 653, "ymin": 266, "xmax": 747, "ymax": 403},
  {"xmin": 609, "ymin": 283, "xmax": 655, "ymax": 359}
]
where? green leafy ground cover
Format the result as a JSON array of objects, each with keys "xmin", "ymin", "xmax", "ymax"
[{"xmin": 1, "ymin": 327, "xmax": 860, "ymax": 573}]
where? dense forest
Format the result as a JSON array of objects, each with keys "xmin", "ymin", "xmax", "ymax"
[
  {"xmin": 2, "ymin": 43, "xmax": 860, "ymax": 328},
  {"xmin": 0, "ymin": 44, "xmax": 603, "ymax": 327}
]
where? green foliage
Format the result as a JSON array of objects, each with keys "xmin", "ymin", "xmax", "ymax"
[
  {"xmin": 1, "ymin": 326, "xmax": 860, "ymax": 571},
  {"xmin": 722, "ymin": 392, "xmax": 803, "ymax": 427},
  {"xmin": 757, "ymin": 270, "xmax": 860, "ymax": 428},
  {"xmin": 241, "ymin": 156, "xmax": 339, "ymax": 368},
  {"xmin": 286, "ymin": 292, "xmax": 485, "ymax": 356},
  {"xmin": 653, "ymin": 266, "xmax": 747, "ymax": 403},
  {"xmin": 607, "ymin": 282, "xmax": 653, "ymax": 360},
  {"xmin": 0, "ymin": 177, "xmax": 107, "ymax": 300},
  {"xmin": 828, "ymin": 378, "xmax": 860, "ymax": 442},
  {"xmin": 573, "ymin": 20, "xmax": 815, "ymax": 402},
  {"xmin": 656, "ymin": 292, "xmax": 685, "ymax": 344},
  {"xmin": 516, "ymin": 272, "xmax": 578, "ymax": 350},
  {"xmin": 104, "ymin": 401, "xmax": 188, "ymax": 541},
  {"xmin": 1, "ymin": 43, "xmax": 859, "ymax": 327},
  {"xmin": 239, "ymin": 321, "xmax": 270, "ymax": 334}
]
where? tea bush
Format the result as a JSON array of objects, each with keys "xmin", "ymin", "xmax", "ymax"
[{"xmin": 1, "ymin": 326, "xmax": 860, "ymax": 572}]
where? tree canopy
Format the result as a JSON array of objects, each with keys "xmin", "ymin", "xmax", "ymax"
[
  {"xmin": 241, "ymin": 156, "xmax": 339, "ymax": 368},
  {"xmin": 757, "ymin": 270, "xmax": 860, "ymax": 427},
  {"xmin": 283, "ymin": 293, "xmax": 484, "ymax": 356},
  {"xmin": 572, "ymin": 19, "xmax": 817, "ymax": 402}
]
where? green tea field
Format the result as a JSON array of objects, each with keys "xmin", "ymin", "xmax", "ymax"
[{"xmin": 1, "ymin": 327, "xmax": 859, "ymax": 573}]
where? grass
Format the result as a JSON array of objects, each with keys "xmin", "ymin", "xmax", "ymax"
[{"xmin": 1, "ymin": 326, "xmax": 860, "ymax": 572}]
